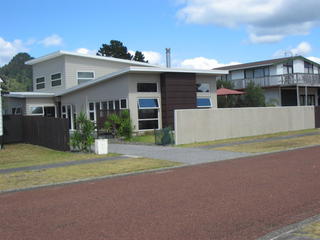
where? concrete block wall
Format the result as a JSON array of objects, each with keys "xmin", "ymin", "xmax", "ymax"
[{"xmin": 174, "ymin": 106, "xmax": 315, "ymax": 145}]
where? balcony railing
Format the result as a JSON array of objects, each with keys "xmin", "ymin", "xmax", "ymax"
[{"xmin": 233, "ymin": 73, "xmax": 320, "ymax": 89}]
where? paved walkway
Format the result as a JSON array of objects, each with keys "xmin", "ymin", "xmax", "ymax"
[
  {"xmin": 0, "ymin": 156, "xmax": 128, "ymax": 174},
  {"xmin": 200, "ymin": 131, "xmax": 320, "ymax": 149},
  {"xmin": 259, "ymin": 215, "xmax": 320, "ymax": 240},
  {"xmin": 109, "ymin": 144, "xmax": 252, "ymax": 164},
  {"xmin": 1, "ymin": 146, "xmax": 320, "ymax": 240}
]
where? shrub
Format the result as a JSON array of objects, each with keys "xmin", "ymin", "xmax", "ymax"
[
  {"xmin": 104, "ymin": 110, "xmax": 133, "ymax": 140},
  {"xmin": 70, "ymin": 112, "xmax": 95, "ymax": 152}
]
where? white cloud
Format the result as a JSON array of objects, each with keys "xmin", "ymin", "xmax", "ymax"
[
  {"xmin": 308, "ymin": 56, "xmax": 320, "ymax": 64},
  {"xmin": 180, "ymin": 57, "xmax": 240, "ymax": 69},
  {"xmin": 75, "ymin": 48, "xmax": 96, "ymax": 55},
  {"xmin": 177, "ymin": 0, "xmax": 320, "ymax": 43},
  {"xmin": 39, "ymin": 34, "xmax": 63, "ymax": 47},
  {"xmin": 274, "ymin": 41, "xmax": 312, "ymax": 57},
  {"xmin": 142, "ymin": 51, "xmax": 162, "ymax": 65},
  {"xmin": 0, "ymin": 37, "xmax": 28, "ymax": 66}
]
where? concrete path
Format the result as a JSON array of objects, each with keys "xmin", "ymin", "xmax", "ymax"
[
  {"xmin": 109, "ymin": 144, "xmax": 252, "ymax": 164},
  {"xmin": 0, "ymin": 156, "xmax": 128, "ymax": 174},
  {"xmin": 258, "ymin": 215, "xmax": 320, "ymax": 240},
  {"xmin": 200, "ymin": 131, "xmax": 320, "ymax": 149}
]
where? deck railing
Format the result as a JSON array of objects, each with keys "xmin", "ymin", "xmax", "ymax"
[{"xmin": 233, "ymin": 73, "xmax": 320, "ymax": 89}]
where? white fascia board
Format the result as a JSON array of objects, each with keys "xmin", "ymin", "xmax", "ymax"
[
  {"xmin": 25, "ymin": 50, "xmax": 159, "ymax": 67},
  {"xmin": 129, "ymin": 67, "xmax": 229, "ymax": 75},
  {"xmin": 4, "ymin": 92, "xmax": 55, "ymax": 98}
]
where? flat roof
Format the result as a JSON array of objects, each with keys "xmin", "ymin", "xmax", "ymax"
[
  {"xmin": 56, "ymin": 66, "xmax": 228, "ymax": 96},
  {"xmin": 25, "ymin": 50, "xmax": 159, "ymax": 67}
]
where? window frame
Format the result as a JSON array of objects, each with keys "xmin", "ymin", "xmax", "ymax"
[
  {"xmin": 36, "ymin": 76, "xmax": 45, "ymax": 90},
  {"xmin": 77, "ymin": 71, "xmax": 95, "ymax": 85},
  {"xmin": 137, "ymin": 98, "xmax": 159, "ymax": 109},
  {"xmin": 196, "ymin": 83, "xmax": 210, "ymax": 93},
  {"xmin": 120, "ymin": 99, "xmax": 128, "ymax": 109},
  {"xmin": 197, "ymin": 97, "xmax": 212, "ymax": 108},
  {"xmin": 137, "ymin": 98, "xmax": 160, "ymax": 130},
  {"xmin": 30, "ymin": 106, "xmax": 44, "ymax": 115},
  {"xmin": 137, "ymin": 82, "xmax": 158, "ymax": 92},
  {"xmin": 51, "ymin": 72, "xmax": 62, "ymax": 87},
  {"xmin": 88, "ymin": 102, "xmax": 96, "ymax": 122}
]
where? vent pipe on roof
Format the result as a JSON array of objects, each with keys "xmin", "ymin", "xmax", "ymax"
[{"xmin": 166, "ymin": 48, "xmax": 171, "ymax": 68}]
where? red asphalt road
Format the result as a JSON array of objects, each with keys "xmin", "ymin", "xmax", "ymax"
[{"xmin": 1, "ymin": 147, "xmax": 320, "ymax": 240}]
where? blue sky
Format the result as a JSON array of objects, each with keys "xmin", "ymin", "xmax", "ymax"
[{"xmin": 1, "ymin": 0, "xmax": 320, "ymax": 68}]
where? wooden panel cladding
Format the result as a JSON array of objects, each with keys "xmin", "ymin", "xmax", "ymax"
[{"xmin": 161, "ymin": 72, "xmax": 197, "ymax": 128}]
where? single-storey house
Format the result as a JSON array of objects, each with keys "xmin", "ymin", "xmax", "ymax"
[
  {"xmin": 3, "ymin": 51, "xmax": 228, "ymax": 131},
  {"xmin": 214, "ymin": 56, "xmax": 320, "ymax": 106}
]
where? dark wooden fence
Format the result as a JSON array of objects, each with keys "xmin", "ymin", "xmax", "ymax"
[
  {"xmin": 315, "ymin": 106, "xmax": 320, "ymax": 128},
  {"xmin": 3, "ymin": 115, "xmax": 70, "ymax": 151}
]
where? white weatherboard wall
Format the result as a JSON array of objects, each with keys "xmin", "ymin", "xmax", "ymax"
[{"xmin": 175, "ymin": 106, "xmax": 315, "ymax": 145}]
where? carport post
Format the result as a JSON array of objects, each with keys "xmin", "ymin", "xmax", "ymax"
[{"xmin": 305, "ymin": 86, "xmax": 308, "ymax": 106}]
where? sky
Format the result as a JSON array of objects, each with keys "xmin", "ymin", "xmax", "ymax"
[{"xmin": 1, "ymin": 0, "xmax": 320, "ymax": 68}]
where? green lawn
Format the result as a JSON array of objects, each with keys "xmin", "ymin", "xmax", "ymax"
[
  {"xmin": 128, "ymin": 133, "xmax": 155, "ymax": 144},
  {"xmin": 178, "ymin": 129, "xmax": 320, "ymax": 148},
  {"xmin": 0, "ymin": 144, "xmax": 119, "ymax": 169},
  {"xmin": 0, "ymin": 158, "xmax": 180, "ymax": 191},
  {"xmin": 215, "ymin": 134, "xmax": 320, "ymax": 153}
]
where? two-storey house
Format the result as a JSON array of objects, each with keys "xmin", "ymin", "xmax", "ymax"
[
  {"xmin": 3, "ymin": 51, "xmax": 227, "ymax": 131},
  {"xmin": 214, "ymin": 56, "xmax": 320, "ymax": 106}
]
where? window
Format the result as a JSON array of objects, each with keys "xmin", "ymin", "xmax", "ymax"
[
  {"xmin": 36, "ymin": 77, "xmax": 45, "ymax": 89},
  {"xmin": 77, "ymin": 71, "xmax": 94, "ymax": 84},
  {"xmin": 254, "ymin": 68, "xmax": 264, "ymax": 78},
  {"xmin": 51, "ymin": 73, "xmax": 62, "ymax": 87},
  {"xmin": 283, "ymin": 60, "xmax": 294, "ymax": 74},
  {"xmin": 12, "ymin": 107, "xmax": 22, "ymax": 115},
  {"xmin": 196, "ymin": 83, "xmax": 210, "ymax": 93},
  {"xmin": 138, "ymin": 98, "xmax": 159, "ymax": 130},
  {"xmin": 31, "ymin": 106, "xmax": 44, "ymax": 115},
  {"xmin": 61, "ymin": 105, "xmax": 67, "ymax": 118},
  {"xmin": 197, "ymin": 98, "xmax": 212, "ymax": 108},
  {"xmin": 244, "ymin": 69, "xmax": 254, "ymax": 79},
  {"xmin": 115, "ymin": 100, "xmax": 120, "ymax": 110},
  {"xmin": 138, "ymin": 98, "xmax": 159, "ymax": 108},
  {"xmin": 120, "ymin": 99, "xmax": 127, "ymax": 109},
  {"xmin": 108, "ymin": 100, "xmax": 114, "ymax": 110},
  {"xmin": 101, "ymin": 101, "xmax": 108, "ymax": 110},
  {"xmin": 304, "ymin": 61, "xmax": 314, "ymax": 74},
  {"xmin": 137, "ymin": 83, "xmax": 157, "ymax": 92},
  {"xmin": 88, "ymin": 102, "xmax": 95, "ymax": 121}
]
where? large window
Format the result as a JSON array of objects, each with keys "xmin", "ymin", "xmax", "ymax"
[
  {"xmin": 197, "ymin": 98, "xmax": 212, "ymax": 108},
  {"xmin": 137, "ymin": 83, "xmax": 157, "ymax": 92},
  {"xmin": 138, "ymin": 98, "xmax": 159, "ymax": 130},
  {"xmin": 77, "ymin": 71, "xmax": 94, "ymax": 84},
  {"xmin": 36, "ymin": 77, "xmax": 45, "ymax": 89},
  {"xmin": 196, "ymin": 83, "xmax": 210, "ymax": 92},
  {"xmin": 31, "ymin": 106, "xmax": 44, "ymax": 115},
  {"xmin": 283, "ymin": 60, "xmax": 294, "ymax": 74},
  {"xmin": 304, "ymin": 61, "xmax": 314, "ymax": 74},
  {"xmin": 300, "ymin": 95, "xmax": 316, "ymax": 105},
  {"xmin": 51, "ymin": 73, "xmax": 62, "ymax": 87},
  {"xmin": 245, "ymin": 67, "xmax": 270, "ymax": 78}
]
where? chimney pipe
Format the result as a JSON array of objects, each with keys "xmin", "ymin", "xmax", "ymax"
[{"xmin": 165, "ymin": 48, "xmax": 171, "ymax": 68}]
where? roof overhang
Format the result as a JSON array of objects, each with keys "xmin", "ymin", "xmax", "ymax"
[
  {"xmin": 4, "ymin": 92, "xmax": 55, "ymax": 99},
  {"xmin": 56, "ymin": 67, "xmax": 229, "ymax": 96},
  {"xmin": 25, "ymin": 50, "xmax": 159, "ymax": 67}
]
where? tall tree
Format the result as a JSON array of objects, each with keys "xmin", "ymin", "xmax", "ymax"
[
  {"xmin": 0, "ymin": 53, "xmax": 33, "ymax": 91},
  {"xmin": 96, "ymin": 40, "xmax": 147, "ymax": 62},
  {"xmin": 133, "ymin": 51, "xmax": 148, "ymax": 63}
]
